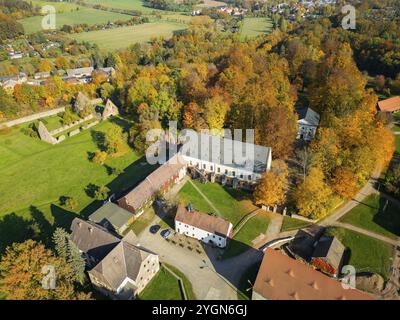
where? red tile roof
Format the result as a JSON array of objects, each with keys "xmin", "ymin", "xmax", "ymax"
[
  {"xmin": 175, "ymin": 204, "xmax": 232, "ymax": 237},
  {"xmin": 253, "ymin": 249, "xmax": 374, "ymax": 300},
  {"xmin": 378, "ymin": 96, "xmax": 400, "ymax": 112}
]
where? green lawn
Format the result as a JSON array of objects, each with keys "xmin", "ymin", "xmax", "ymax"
[
  {"xmin": 223, "ymin": 213, "xmax": 270, "ymax": 259},
  {"xmin": 69, "ymin": 21, "xmax": 187, "ymax": 51},
  {"xmin": 326, "ymin": 228, "xmax": 393, "ymax": 280},
  {"xmin": 281, "ymin": 216, "xmax": 311, "ymax": 232},
  {"xmin": 20, "ymin": 7, "xmax": 132, "ymax": 33},
  {"xmin": 84, "ymin": 0, "xmax": 161, "ymax": 13},
  {"xmin": 138, "ymin": 264, "xmax": 194, "ymax": 300},
  {"xmin": 241, "ymin": 17, "xmax": 273, "ymax": 39},
  {"xmin": 39, "ymin": 114, "xmax": 65, "ymax": 132},
  {"xmin": 178, "ymin": 179, "xmax": 257, "ymax": 226},
  {"xmin": 340, "ymin": 194, "xmax": 400, "ymax": 239},
  {"xmin": 0, "ymin": 117, "xmax": 156, "ymax": 254},
  {"xmin": 29, "ymin": 0, "xmax": 81, "ymax": 12}
]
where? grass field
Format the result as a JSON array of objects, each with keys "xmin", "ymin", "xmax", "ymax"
[
  {"xmin": 29, "ymin": 0, "xmax": 81, "ymax": 12},
  {"xmin": 124, "ymin": 207, "xmax": 156, "ymax": 235},
  {"xmin": 223, "ymin": 213, "xmax": 270, "ymax": 259},
  {"xmin": 241, "ymin": 17, "xmax": 273, "ymax": 39},
  {"xmin": 20, "ymin": 7, "xmax": 132, "ymax": 33},
  {"xmin": 340, "ymin": 194, "xmax": 400, "ymax": 239},
  {"xmin": 326, "ymin": 228, "xmax": 393, "ymax": 280},
  {"xmin": 178, "ymin": 179, "xmax": 257, "ymax": 226},
  {"xmin": 84, "ymin": 0, "xmax": 160, "ymax": 13},
  {"xmin": 0, "ymin": 117, "xmax": 156, "ymax": 255},
  {"xmin": 281, "ymin": 216, "xmax": 311, "ymax": 232},
  {"xmin": 195, "ymin": 0, "xmax": 227, "ymax": 8},
  {"xmin": 69, "ymin": 21, "xmax": 187, "ymax": 51},
  {"xmin": 138, "ymin": 264, "xmax": 195, "ymax": 300}
]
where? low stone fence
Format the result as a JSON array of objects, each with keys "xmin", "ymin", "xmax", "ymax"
[
  {"xmin": 49, "ymin": 114, "xmax": 94, "ymax": 135},
  {"xmin": 0, "ymin": 107, "xmax": 66, "ymax": 129},
  {"xmin": 290, "ymin": 214, "xmax": 318, "ymax": 223}
]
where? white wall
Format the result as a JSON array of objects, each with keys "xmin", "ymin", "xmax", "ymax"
[
  {"xmin": 175, "ymin": 220, "xmax": 230, "ymax": 248},
  {"xmin": 182, "ymin": 155, "xmax": 264, "ymax": 182}
]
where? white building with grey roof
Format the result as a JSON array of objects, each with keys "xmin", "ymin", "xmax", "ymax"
[{"xmin": 297, "ymin": 107, "xmax": 320, "ymax": 141}]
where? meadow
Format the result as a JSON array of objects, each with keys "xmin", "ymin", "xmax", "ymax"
[
  {"xmin": 19, "ymin": 7, "xmax": 133, "ymax": 34},
  {"xmin": 84, "ymin": 0, "xmax": 160, "ymax": 13},
  {"xmin": 240, "ymin": 17, "xmax": 273, "ymax": 39},
  {"xmin": 29, "ymin": 0, "xmax": 81, "ymax": 13},
  {"xmin": 0, "ymin": 117, "xmax": 156, "ymax": 254},
  {"xmin": 69, "ymin": 21, "xmax": 187, "ymax": 51}
]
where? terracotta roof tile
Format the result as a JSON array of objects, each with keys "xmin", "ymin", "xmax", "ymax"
[{"xmin": 378, "ymin": 96, "xmax": 400, "ymax": 112}]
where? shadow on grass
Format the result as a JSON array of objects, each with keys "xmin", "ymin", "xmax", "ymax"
[{"xmin": 372, "ymin": 195, "xmax": 400, "ymax": 237}]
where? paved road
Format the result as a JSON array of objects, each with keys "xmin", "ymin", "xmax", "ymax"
[{"xmin": 138, "ymin": 229, "xmax": 239, "ymax": 300}]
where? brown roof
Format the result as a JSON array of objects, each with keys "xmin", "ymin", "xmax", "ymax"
[
  {"xmin": 175, "ymin": 204, "xmax": 232, "ymax": 237},
  {"xmin": 70, "ymin": 218, "xmax": 121, "ymax": 263},
  {"xmin": 118, "ymin": 154, "xmax": 186, "ymax": 212},
  {"xmin": 89, "ymin": 240, "xmax": 153, "ymax": 291},
  {"xmin": 378, "ymin": 96, "xmax": 400, "ymax": 112},
  {"xmin": 253, "ymin": 249, "xmax": 374, "ymax": 300}
]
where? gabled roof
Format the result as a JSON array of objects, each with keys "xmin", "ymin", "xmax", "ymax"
[
  {"xmin": 70, "ymin": 218, "xmax": 121, "ymax": 262},
  {"xmin": 312, "ymin": 236, "xmax": 345, "ymax": 272},
  {"xmin": 180, "ymin": 132, "xmax": 271, "ymax": 174},
  {"xmin": 377, "ymin": 96, "xmax": 400, "ymax": 112},
  {"xmin": 118, "ymin": 154, "xmax": 186, "ymax": 212},
  {"xmin": 297, "ymin": 107, "xmax": 320, "ymax": 126},
  {"xmin": 253, "ymin": 249, "xmax": 373, "ymax": 300},
  {"xmin": 88, "ymin": 239, "xmax": 153, "ymax": 291},
  {"xmin": 66, "ymin": 67, "xmax": 94, "ymax": 77},
  {"xmin": 175, "ymin": 204, "xmax": 232, "ymax": 237},
  {"xmin": 89, "ymin": 202, "xmax": 133, "ymax": 230}
]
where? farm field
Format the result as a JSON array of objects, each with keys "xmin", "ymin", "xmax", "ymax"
[
  {"xmin": 0, "ymin": 117, "xmax": 156, "ymax": 254},
  {"xmin": 19, "ymin": 7, "xmax": 132, "ymax": 34},
  {"xmin": 69, "ymin": 21, "xmax": 187, "ymax": 51},
  {"xmin": 326, "ymin": 228, "xmax": 393, "ymax": 280},
  {"xmin": 241, "ymin": 17, "xmax": 273, "ymax": 38},
  {"xmin": 29, "ymin": 0, "xmax": 81, "ymax": 12},
  {"xmin": 195, "ymin": 0, "xmax": 227, "ymax": 8},
  {"xmin": 84, "ymin": 0, "xmax": 161, "ymax": 13},
  {"xmin": 340, "ymin": 194, "xmax": 400, "ymax": 239}
]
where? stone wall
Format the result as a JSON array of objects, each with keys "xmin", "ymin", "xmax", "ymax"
[
  {"xmin": 49, "ymin": 114, "xmax": 93, "ymax": 135},
  {"xmin": 0, "ymin": 107, "xmax": 66, "ymax": 129}
]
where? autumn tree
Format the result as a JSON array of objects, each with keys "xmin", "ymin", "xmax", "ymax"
[
  {"xmin": 330, "ymin": 167, "xmax": 359, "ymax": 199},
  {"xmin": 104, "ymin": 126, "xmax": 127, "ymax": 156},
  {"xmin": 0, "ymin": 240, "xmax": 90, "ymax": 300},
  {"xmin": 38, "ymin": 59, "xmax": 52, "ymax": 72},
  {"xmin": 254, "ymin": 160, "xmax": 289, "ymax": 207},
  {"xmin": 92, "ymin": 150, "xmax": 108, "ymax": 165},
  {"xmin": 294, "ymin": 167, "xmax": 334, "ymax": 219}
]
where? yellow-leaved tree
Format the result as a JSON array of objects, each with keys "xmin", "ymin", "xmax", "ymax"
[
  {"xmin": 294, "ymin": 167, "xmax": 333, "ymax": 219},
  {"xmin": 254, "ymin": 160, "xmax": 289, "ymax": 207}
]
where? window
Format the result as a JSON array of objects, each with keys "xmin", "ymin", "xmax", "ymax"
[
  {"xmin": 211, "ymin": 166, "xmax": 214, "ymax": 171},
  {"xmin": 203, "ymin": 164, "xmax": 206, "ymax": 169},
  {"xmin": 225, "ymin": 169, "xmax": 228, "ymax": 175},
  {"xmin": 240, "ymin": 174, "xmax": 243, "ymax": 179},
  {"xmin": 232, "ymin": 171, "xmax": 236, "ymax": 177},
  {"xmin": 212, "ymin": 235, "xmax": 216, "ymax": 238},
  {"xmin": 217, "ymin": 167, "xmax": 221, "ymax": 173},
  {"xmin": 248, "ymin": 175, "xmax": 252, "ymax": 180}
]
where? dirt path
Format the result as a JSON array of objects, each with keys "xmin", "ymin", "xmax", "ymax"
[{"xmin": 187, "ymin": 179, "xmax": 222, "ymax": 217}]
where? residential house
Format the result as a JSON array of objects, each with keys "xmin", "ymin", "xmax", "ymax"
[
  {"xmin": 175, "ymin": 204, "xmax": 233, "ymax": 248},
  {"xmin": 377, "ymin": 96, "xmax": 400, "ymax": 113},
  {"xmin": 66, "ymin": 67, "xmax": 94, "ymax": 78},
  {"xmin": 297, "ymin": 107, "xmax": 320, "ymax": 141},
  {"xmin": 34, "ymin": 72, "xmax": 51, "ymax": 80},
  {"xmin": 180, "ymin": 132, "xmax": 272, "ymax": 189},
  {"xmin": 89, "ymin": 202, "xmax": 135, "ymax": 235},
  {"xmin": 0, "ymin": 73, "xmax": 28, "ymax": 90},
  {"xmin": 98, "ymin": 67, "xmax": 116, "ymax": 78},
  {"xmin": 70, "ymin": 218, "xmax": 121, "ymax": 268},
  {"xmin": 88, "ymin": 232, "xmax": 159, "ymax": 300},
  {"xmin": 311, "ymin": 236, "xmax": 345, "ymax": 278},
  {"xmin": 252, "ymin": 248, "xmax": 373, "ymax": 300},
  {"xmin": 102, "ymin": 99, "xmax": 119, "ymax": 120},
  {"xmin": 117, "ymin": 154, "xmax": 187, "ymax": 216}
]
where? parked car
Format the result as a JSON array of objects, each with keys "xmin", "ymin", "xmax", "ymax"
[
  {"xmin": 160, "ymin": 229, "xmax": 171, "ymax": 239},
  {"xmin": 149, "ymin": 225, "xmax": 161, "ymax": 234}
]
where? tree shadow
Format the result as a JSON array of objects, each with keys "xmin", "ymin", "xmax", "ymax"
[
  {"xmin": 372, "ymin": 195, "xmax": 400, "ymax": 237},
  {"xmin": 91, "ymin": 130, "xmax": 106, "ymax": 151},
  {"xmin": 85, "ymin": 183, "xmax": 99, "ymax": 198},
  {"xmin": 108, "ymin": 117, "xmax": 132, "ymax": 134},
  {"xmin": 0, "ymin": 213, "xmax": 36, "ymax": 256},
  {"xmin": 29, "ymin": 206, "xmax": 53, "ymax": 246}
]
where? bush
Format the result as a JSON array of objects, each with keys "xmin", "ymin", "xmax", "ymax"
[
  {"xmin": 21, "ymin": 123, "xmax": 38, "ymax": 138},
  {"xmin": 92, "ymin": 150, "xmax": 108, "ymax": 165}
]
